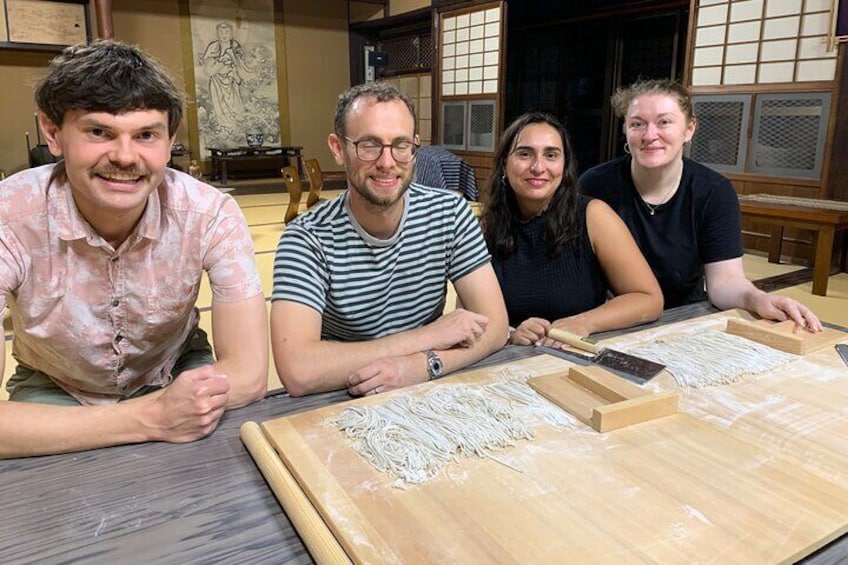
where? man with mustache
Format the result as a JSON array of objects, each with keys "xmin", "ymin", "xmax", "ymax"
[
  {"xmin": 271, "ymin": 82, "xmax": 508, "ymax": 397},
  {"xmin": 0, "ymin": 41, "xmax": 268, "ymax": 458}
]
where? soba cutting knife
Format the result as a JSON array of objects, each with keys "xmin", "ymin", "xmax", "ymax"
[
  {"xmin": 835, "ymin": 344, "xmax": 848, "ymax": 367},
  {"xmin": 546, "ymin": 328, "xmax": 665, "ymax": 383}
]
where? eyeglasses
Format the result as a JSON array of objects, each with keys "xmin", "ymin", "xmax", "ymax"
[{"xmin": 341, "ymin": 135, "xmax": 418, "ymax": 163}]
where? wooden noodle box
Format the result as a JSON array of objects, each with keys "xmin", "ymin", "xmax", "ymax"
[
  {"xmin": 725, "ymin": 318, "xmax": 846, "ymax": 355},
  {"xmin": 528, "ymin": 365, "xmax": 678, "ymax": 432}
]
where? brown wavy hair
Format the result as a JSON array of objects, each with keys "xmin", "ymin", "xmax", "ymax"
[{"xmin": 36, "ymin": 40, "xmax": 185, "ymax": 137}]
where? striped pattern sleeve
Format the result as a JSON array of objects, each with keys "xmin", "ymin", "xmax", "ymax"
[
  {"xmin": 446, "ymin": 193, "xmax": 489, "ymax": 281},
  {"xmin": 270, "ymin": 201, "xmax": 338, "ymax": 313}
]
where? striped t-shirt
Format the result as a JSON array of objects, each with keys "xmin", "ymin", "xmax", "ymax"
[{"xmin": 272, "ymin": 184, "xmax": 490, "ymax": 341}]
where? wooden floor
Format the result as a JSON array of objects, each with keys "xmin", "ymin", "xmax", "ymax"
[{"xmin": 3, "ymin": 186, "xmax": 848, "ymax": 400}]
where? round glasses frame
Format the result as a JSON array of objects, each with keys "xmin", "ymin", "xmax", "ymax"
[{"xmin": 341, "ymin": 135, "xmax": 418, "ymax": 163}]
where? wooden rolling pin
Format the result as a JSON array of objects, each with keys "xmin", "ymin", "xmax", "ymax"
[{"xmin": 240, "ymin": 421, "xmax": 351, "ymax": 564}]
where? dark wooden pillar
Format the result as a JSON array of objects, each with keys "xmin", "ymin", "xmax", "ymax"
[
  {"xmin": 93, "ymin": 0, "xmax": 114, "ymax": 39},
  {"xmin": 828, "ymin": 43, "xmax": 848, "ymax": 202}
]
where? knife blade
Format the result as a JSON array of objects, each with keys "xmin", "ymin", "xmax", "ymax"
[
  {"xmin": 835, "ymin": 344, "xmax": 848, "ymax": 367},
  {"xmin": 547, "ymin": 328, "xmax": 665, "ymax": 383}
]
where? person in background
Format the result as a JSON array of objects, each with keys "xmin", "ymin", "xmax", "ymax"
[
  {"xmin": 271, "ymin": 82, "xmax": 507, "ymax": 397},
  {"xmin": 482, "ymin": 111, "xmax": 663, "ymax": 346},
  {"xmin": 0, "ymin": 40, "xmax": 268, "ymax": 459},
  {"xmin": 580, "ymin": 79, "xmax": 821, "ymax": 331}
]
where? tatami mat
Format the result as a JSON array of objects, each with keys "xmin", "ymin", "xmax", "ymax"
[
  {"xmin": 771, "ymin": 274, "xmax": 848, "ymax": 327},
  {"xmin": 3, "ymin": 187, "xmax": 848, "ymax": 402},
  {"xmin": 741, "ymin": 253, "xmax": 806, "ymax": 281}
]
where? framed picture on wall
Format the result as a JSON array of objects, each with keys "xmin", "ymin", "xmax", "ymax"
[{"xmin": 1, "ymin": 0, "xmax": 89, "ymax": 48}]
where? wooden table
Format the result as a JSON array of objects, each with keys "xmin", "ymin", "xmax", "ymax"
[
  {"xmin": 0, "ymin": 302, "xmax": 845, "ymax": 564},
  {"xmin": 739, "ymin": 199, "xmax": 848, "ymax": 296},
  {"xmin": 168, "ymin": 146, "xmax": 190, "ymax": 170},
  {"xmin": 208, "ymin": 145, "xmax": 304, "ymax": 185}
]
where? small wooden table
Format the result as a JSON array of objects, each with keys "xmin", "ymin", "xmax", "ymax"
[
  {"xmin": 739, "ymin": 199, "xmax": 848, "ymax": 296},
  {"xmin": 208, "ymin": 145, "xmax": 303, "ymax": 185}
]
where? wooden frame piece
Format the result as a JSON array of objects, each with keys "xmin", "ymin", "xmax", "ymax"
[
  {"xmin": 529, "ymin": 366, "xmax": 678, "ymax": 433},
  {"xmin": 303, "ymin": 158, "xmax": 324, "ymax": 208},
  {"xmin": 281, "ymin": 166, "xmax": 303, "ymax": 224},
  {"xmin": 725, "ymin": 318, "xmax": 846, "ymax": 355}
]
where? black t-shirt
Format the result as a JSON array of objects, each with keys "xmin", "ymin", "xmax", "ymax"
[
  {"xmin": 492, "ymin": 195, "xmax": 608, "ymax": 328},
  {"xmin": 579, "ymin": 156, "xmax": 742, "ymax": 308}
]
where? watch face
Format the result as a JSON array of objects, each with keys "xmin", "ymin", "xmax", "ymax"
[{"xmin": 427, "ymin": 351, "xmax": 444, "ymax": 378}]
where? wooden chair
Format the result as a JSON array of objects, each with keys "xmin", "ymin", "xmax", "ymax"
[
  {"xmin": 303, "ymin": 158, "xmax": 324, "ymax": 208},
  {"xmin": 281, "ymin": 166, "xmax": 303, "ymax": 224}
]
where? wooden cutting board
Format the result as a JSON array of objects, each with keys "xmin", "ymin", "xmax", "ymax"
[{"xmin": 244, "ymin": 313, "xmax": 848, "ymax": 563}]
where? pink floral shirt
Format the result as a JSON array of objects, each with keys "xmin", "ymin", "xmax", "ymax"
[{"xmin": 0, "ymin": 165, "xmax": 262, "ymax": 404}]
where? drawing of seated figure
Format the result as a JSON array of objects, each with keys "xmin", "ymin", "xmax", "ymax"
[{"xmin": 202, "ymin": 21, "xmax": 254, "ymax": 124}]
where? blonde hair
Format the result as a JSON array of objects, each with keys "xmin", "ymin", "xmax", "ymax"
[{"xmin": 611, "ymin": 79, "xmax": 694, "ymax": 127}]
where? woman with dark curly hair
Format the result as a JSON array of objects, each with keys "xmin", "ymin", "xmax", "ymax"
[{"xmin": 481, "ymin": 111, "xmax": 663, "ymax": 346}]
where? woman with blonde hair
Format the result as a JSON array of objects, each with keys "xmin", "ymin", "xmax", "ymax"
[{"xmin": 580, "ymin": 79, "xmax": 821, "ymax": 331}]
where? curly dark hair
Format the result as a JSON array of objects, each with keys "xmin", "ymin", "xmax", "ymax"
[
  {"xmin": 481, "ymin": 111, "xmax": 581, "ymax": 260},
  {"xmin": 35, "ymin": 40, "xmax": 184, "ymax": 136}
]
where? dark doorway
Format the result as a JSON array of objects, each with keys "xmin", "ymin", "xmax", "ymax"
[{"xmin": 504, "ymin": 2, "xmax": 688, "ymax": 174}]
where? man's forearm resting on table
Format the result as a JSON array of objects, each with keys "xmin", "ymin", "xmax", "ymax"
[
  {"xmin": 210, "ymin": 293, "xmax": 269, "ymax": 407},
  {"xmin": 0, "ymin": 387, "xmax": 211, "ymax": 459},
  {"xmin": 273, "ymin": 307, "xmax": 506, "ymax": 396}
]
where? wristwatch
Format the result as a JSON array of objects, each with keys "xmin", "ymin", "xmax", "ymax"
[{"xmin": 424, "ymin": 350, "xmax": 444, "ymax": 380}]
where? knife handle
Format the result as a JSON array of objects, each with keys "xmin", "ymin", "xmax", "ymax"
[{"xmin": 548, "ymin": 328, "xmax": 601, "ymax": 354}]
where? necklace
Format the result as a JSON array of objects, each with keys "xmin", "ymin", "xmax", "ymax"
[{"xmin": 638, "ymin": 168, "xmax": 683, "ymax": 216}]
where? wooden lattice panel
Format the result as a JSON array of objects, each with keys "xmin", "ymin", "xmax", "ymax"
[{"xmin": 691, "ymin": 0, "xmax": 837, "ymax": 86}]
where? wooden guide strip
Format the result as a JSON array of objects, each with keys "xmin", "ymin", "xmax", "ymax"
[
  {"xmin": 592, "ymin": 392, "xmax": 679, "ymax": 433},
  {"xmin": 240, "ymin": 421, "xmax": 351, "ymax": 565},
  {"xmin": 529, "ymin": 366, "xmax": 678, "ymax": 432},
  {"xmin": 726, "ymin": 319, "xmax": 806, "ymax": 354},
  {"xmin": 566, "ymin": 364, "xmax": 647, "ymax": 402},
  {"xmin": 725, "ymin": 318, "xmax": 847, "ymax": 355},
  {"xmin": 529, "ymin": 372, "xmax": 602, "ymax": 424}
]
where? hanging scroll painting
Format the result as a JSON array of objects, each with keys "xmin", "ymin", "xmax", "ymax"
[{"xmin": 189, "ymin": 0, "xmax": 280, "ymax": 153}]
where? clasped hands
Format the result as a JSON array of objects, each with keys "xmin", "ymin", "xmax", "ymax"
[{"xmin": 347, "ymin": 309, "xmax": 488, "ymax": 397}]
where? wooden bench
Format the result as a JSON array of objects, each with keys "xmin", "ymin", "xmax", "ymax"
[{"xmin": 739, "ymin": 198, "xmax": 848, "ymax": 296}]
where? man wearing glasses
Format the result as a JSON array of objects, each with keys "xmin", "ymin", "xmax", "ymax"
[{"xmin": 270, "ymin": 82, "xmax": 507, "ymax": 397}]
